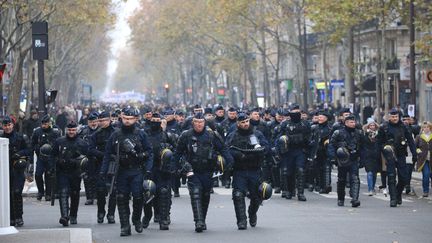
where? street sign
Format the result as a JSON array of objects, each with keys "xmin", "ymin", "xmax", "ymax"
[{"xmin": 32, "ymin": 22, "xmax": 48, "ymax": 60}]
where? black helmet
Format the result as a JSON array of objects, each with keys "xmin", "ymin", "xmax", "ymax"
[
  {"xmin": 143, "ymin": 179, "xmax": 156, "ymax": 204},
  {"xmin": 258, "ymin": 182, "xmax": 273, "ymax": 200},
  {"xmin": 277, "ymin": 135, "xmax": 289, "ymax": 154},
  {"xmin": 13, "ymin": 156, "xmax": 28, "ymax": 169},
  {"xmin": 39, "ymin": 144, "xmax": 53, "ymax": 160},
  {"xmin": 336, "ymin": 147, "xmax": 350, "ymax": 167},
  {"xmin": 160, "ymin": 148, "xmax": 173, "ymax": 172}
]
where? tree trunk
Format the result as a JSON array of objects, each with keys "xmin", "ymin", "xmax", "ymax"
[
  {"xmin": 346, "ymin": 27, "xmax": 355, "ymax": 105},
  {"xmin": 381, "ymin": 18, "xmax": 389, "ymax": 116},
  {"xmin": 6, "ymin": 50, "xmax": 27, "ymax": 116},
  {"xmin": 260, "ymin": 27, "xmax": 270, "ymax": 106},
  {"xmin": 275, "ymin": 35, "xmax": 281, "ymax": 105}
]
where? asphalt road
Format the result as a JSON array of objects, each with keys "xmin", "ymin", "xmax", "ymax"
[{"xmin": 17, "ymin": 171, "xmax": 432, "ymax": 243}]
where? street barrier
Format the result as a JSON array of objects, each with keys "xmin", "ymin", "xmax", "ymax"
[{"xmin": 0, "ymin": 138, "xmax": 18, "ymax": 235}]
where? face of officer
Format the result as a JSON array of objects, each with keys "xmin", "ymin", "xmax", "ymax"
[
  {"xmin": 228, "ymin": 111, "xmax": 237, "ymax": 120},
  {"xmin": 99, "ymin": 117, "xmax": 111, "ymax": 128},
  {"xmin": 144, "ymin": 112, "xmax": 152, "ymax": 120},
  {"xmin": 111, "ymin": 116, "xmax": 118, "ymax": 122},
  {"xmin": 2, "ymin": 122, "xmax": 14, "ymax": 134},
  {"xmin": 215, "ymin": 110, "xmax": 224, "ymax": 118},
  {"xmin": 122, "ymin": 115, "xmax": 136, "ymax": 127},
  {"xmin": 175, "ymin": 114, "xmax": 185, "ymax": 123},
  {"xmin": 340, "ymin": 112, "xmax": 351, "ymax": 122},
  {"xmin": 250, "ymin": 111, "xmax": 260, "ymax": 121},
  {"xmin": 318, "ymin": 115, "xmax": 328, "ymax": 124},
  {"xmin": 66, "ymin": 127, "xmax": 78, "ymax": 138},
  {"xmin": 389, "ymin": 114, "xmax": 399, "ymax": 124},
  {"xmin": 275, "ymin": 114, "xmax": 284, "ymax": 123},
  {"xmin": 312, "ymin": 115, "xmax": 319, "ymax": 123},
  {"xmin": 345, "ymin": 119, "xmax": 356, "ymax": 129},
  {"xmin": 237, "ymin": 119, "xmax": 250, "ymax": 130},
  {"xmin": 88, "ymin": 119, "xmax": 98, "ymax": 129},
  {"xmin": 204, "ymin": 113, "xmax": 214, "ymax": 121},
  {"xmin": 301, "ymin": 112, "xmax": 308, "ymax": 120},
  {"xmin": 41, "ymin": 122, "xmax": 51, "ymax": 129},
  {"xmin": 193, "ymin": 118, "xmax": 205, "ymax": 133},
  {"xmin": 194, "ymin": 108, "xmax": 204, "ymax": 114}
]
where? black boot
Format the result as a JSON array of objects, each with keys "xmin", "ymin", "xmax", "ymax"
[
  {"xmin": 320, "ymin": 165, "xmax": 332, "ymax": 194},
  {"xmin": 272, "ymin": 165, "xmax": 281, "ymax": 193},
  {"xmin": 132, "ymin": 197, "xmax": 144, "ymax": 233},
  {"xmin": 59, "ymin": 189, "xmax": 69, "ymax": 226},
  {"xmin": 96, "ymin": 190, "xmax": 106, "ymax": 223},
  {"xmin": 248, "ymin": 198, "xmax": 260, "ymax": 227},
  {"xmin": 296, "ymin": 168, "xmax": 307, "ymax": 201},
  {"xmin": 396, "ymin": 181, "xmax": 405, "ymax": 205},
  {"xmin": 233, "ymin": 190, "xmax": 247, "ymax": 230},
  {"xmin": 142, "ymin": 203, "xmax": 153, "ymax": 228},
  {"xmin": 107, "ymin": 194, "xmax": 116, "ymax": 224},
  {"xmin": 286, "ymin": 175, "xmax": 295, "ymax": 200},
  {"xmin": 337, "ymin": 180, "xmax": 345, "ymax": 207},
  {"xmin": 201, "ymin": 191, "xmax": 210, "ymax": 230},
  {"xmin": 84, "ymin": 177, "xmax": 93, "ymax": 205},
  {"xmin": 388, "ymin": 175, "xmax": 397, "ymax": 207},
  {"xmin": 117, "ymin": 194, "xmax": 131, "ymax": 236},
  {"xmin": 35, "ymin": 175, "xmax": 45, "ymax": 201},
  {"xmin": 280, "ymin": 168, "xmax": 288, "ymax": 198},
  {"xmin": 350, "ymin": 175, "xmax": 360, "ymax": 208},
  {"xmin": 14, "ymin": 192, "xmax": 24, "ymax": 227},
  {"xmin": 159, "ymin": 187, "xmax": 171, "ymax": 230},
  {"xmin": 69, "ymin": 191, "xmax": 80, "ymax": 224},
  {"xmin": 189, "ymin": 187, "xmax": 205, "ymax": 233},
  {"xmin": 45, "ymin": 177, "xmax": 52, "ymax": 201}
]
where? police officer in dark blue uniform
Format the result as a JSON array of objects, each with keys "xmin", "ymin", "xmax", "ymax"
[
  {"xmin": 142, "ymin": 112, "xmax": 177, "ymax": 230},
  {"xmin": 376, "ymin": 108, "xmax": 417, "ymax": 207},
  {"xmin": 219, "ymin": 107, "xmax": 238, "ymax": 188},
  {"xmin": 88, "ymin": 111, "xmax": 116, "ymax": 224},
  {"xmin": 1, "ymin": 116, "xmax": 30, "ymax": 227},
  {"xmin": 31, "ymin": 115, "xmax": 62, "ymax": 201},
  {"xmin": 226, "ymin": 112, "xmax": 269, "ymax": 230},
  {"xmin": 328, "ymin": 115, "xmax": 363, "ymax": 207},
  {"xmin": 51, "ymin": 121, "xmax": 88, "ymax": 226},
  {"xmin": 78, "ymin": 112, "xmax": 99, "ymax": 205},
  {"xmin": 174, "ymin": 112, "xmax": 233, "ymax": 233},
  {"xmin": 308, "ymin": 110, "xmax": 333, "ymax": 193},
  {"xmin": 100, "ymin": 108, "xmax": 153, "ymax": 236},
  {"xmin": 276, "ymin": 104, "xmax": 311, "ymax": 201}
]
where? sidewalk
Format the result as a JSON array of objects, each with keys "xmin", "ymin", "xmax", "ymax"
[{"xmin": 0, "ymin": 228, "xmax": 92, "ymax": 243}]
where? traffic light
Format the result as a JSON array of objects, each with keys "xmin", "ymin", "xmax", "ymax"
[{"xmin": 46, "ymin": 89, "xmax": 57, "ymax": 104}]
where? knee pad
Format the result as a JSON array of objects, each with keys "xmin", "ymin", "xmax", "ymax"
[{"xmin": 232, "ymin": 190, "xmax": 245, "ymax": 200}]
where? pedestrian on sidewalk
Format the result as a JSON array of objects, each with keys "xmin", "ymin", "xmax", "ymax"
[{"xmin": 415, "ymin": 122, "xmax": 432, "ymax": 198}]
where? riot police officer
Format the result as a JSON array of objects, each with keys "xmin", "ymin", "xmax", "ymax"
[
  {"xmin": 214, "ymin": 105, "xmax": 225, "ymax": 124},
  {"xmin": 142, "ymin": 112, "xmax": 177, "ymax": 230},
  {"xmin": 266, "ymin": 108, "xmax": 286, "ymax": 193},
  {"xmin": 1, "ymin": 116, "xmax": 30, "ymax": 227},
  {"xmin": 174, "ymin": 113, "xmax": 233, "ymax": 233},
  {"xmin": 51, "ymin": 121, "xmax": 88, "ymax": 226},
  {"xmin": 308, "ymin": 110, "xmax": 333, "ymax": 193},
  {"xmin": 226, "ymin": 113, "xmax": 269, "ymax": 230},
  {"xmin": 79, "ymin": 112, "xmax": 99, "ymax": 205},
  {"xmin": 328, "ymin": 115, "xmax": 363, "ymax": 207},
  {"xmin": 276, "ymin": 104, "xmax": 310, "ymax": 201},
  {"xmin": 88, "ymin": 111, "xmax": 116, "ymax": 224},
  {"xmin": 219, "ymin": 107, "xmax": 238, "ymax": 188},
  {"xmin": 100, "ymin": 108, "xmax": 153, "ymax": 236},
  {"xmin": 377, "ymin": 108, "xmax": 417, "ymax": 207},
  {"xmin": 31, "ymin": 115, "xmax": 62, "ymax": 201}
]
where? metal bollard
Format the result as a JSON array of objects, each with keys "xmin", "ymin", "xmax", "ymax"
[{"xmin": 0, "ymin": 138, "xmax": 18, "ymax": 235}]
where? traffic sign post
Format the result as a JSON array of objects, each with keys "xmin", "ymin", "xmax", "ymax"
[{"xmin": 32, "ymin": 22, "xmax": 49, "ymax": 116}]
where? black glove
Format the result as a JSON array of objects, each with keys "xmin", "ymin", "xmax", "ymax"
[
  {"xmin": 412, "ymin": 156, "xmax": 417, "ymax": 164},
  {"xmin": 12, "ymin": 153, "xmax": 20, "ymax": 161}
]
